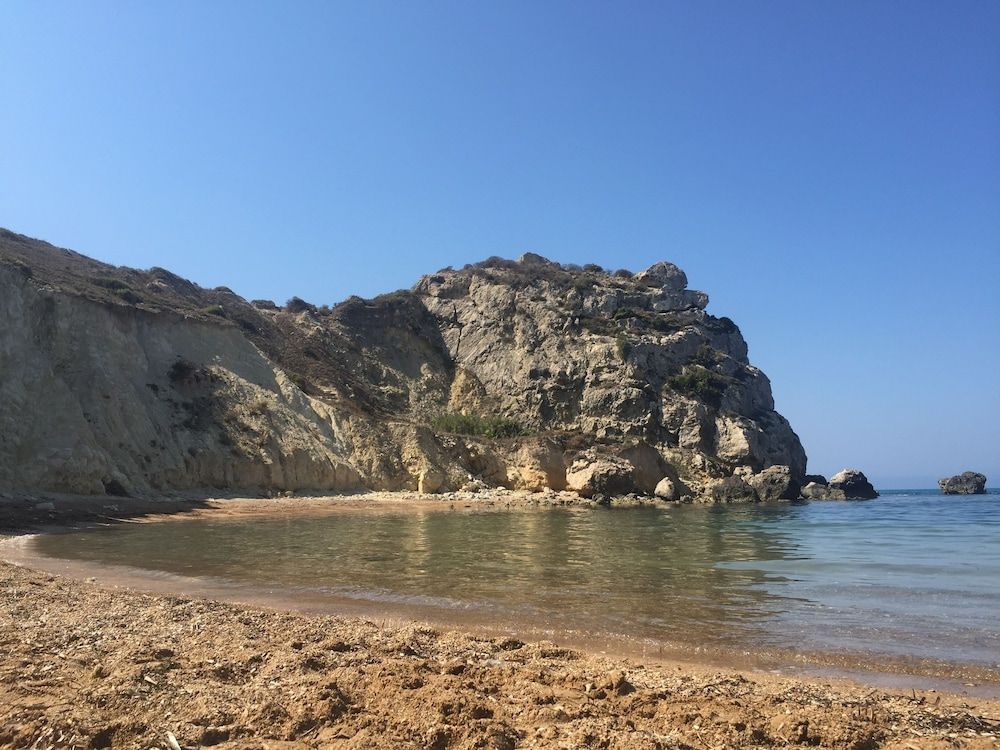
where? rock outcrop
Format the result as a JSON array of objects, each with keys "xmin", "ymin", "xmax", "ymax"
[
  {"xmin": 829, "ymin": 469, "xmax": 879, "ymax": 499},
  {"xmin": 938, "ymin": 472, "xmax": 987, "ymax": 495},
  {"xmin": 0, "ymin": 229, "xmax": 810, "ymax": 500},
  {"xmin": 800, "ymin": 469, "xmax": 878, "ymax": 500},
  {"xmin": 711, "ymin": 476, "xmax": 759, "ymax": 504},
  {"xmin": 747, "ymin": 465, "xmax": 801, "ymax": 502}
]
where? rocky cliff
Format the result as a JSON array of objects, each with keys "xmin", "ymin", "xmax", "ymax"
[{"xmin": 0, "ymin": 229, "xmax": 807, "ymax": 500}]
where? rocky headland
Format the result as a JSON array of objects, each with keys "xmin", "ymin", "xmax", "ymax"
[
  {"xmin": 1, "ymin": 228, "xmax": 873, "ymax": 504},
  {"xmin": 939, "ymin": 472, "xmax": 987, "ymax": 495}
]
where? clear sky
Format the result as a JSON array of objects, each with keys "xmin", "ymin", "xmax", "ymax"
[{"xmin": 2, "ymin": 1, "xmax": 998, "ymax": 488}]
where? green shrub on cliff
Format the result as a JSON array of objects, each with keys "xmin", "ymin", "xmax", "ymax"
[
  {"xmin": 114, "ymin": 287, "xmax": 143, "ymax": 304},
  {"xmin": 431, "ymin": 412, "xmax": 523, "ymax": 439},
  {"xmin": 90, "ymin": 276, "xmax": 130, "ymax": 291},
  {"xmin": 3, "ymin": 257, "xmax": 33, "ymax": 277},
  {"xmin": 615, "ymin": 333, "xmax": 632, "ymax": 361},
  {"xmin": 667, "ymin": 366, "xmax": 728, "ymax": 407},
  {"xmin": 690, "ymin": 343, "xmax": 721, "ymax": 368}
]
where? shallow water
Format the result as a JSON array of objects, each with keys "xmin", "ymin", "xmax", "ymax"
[{"xmin": 31, "ymin": 490, "xmax": 1000, "ymax": 673}]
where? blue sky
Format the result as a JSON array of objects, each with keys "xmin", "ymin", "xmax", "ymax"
[{"xmin": 2, "ymin": 1, "xmax": 998, "ymax": 487}]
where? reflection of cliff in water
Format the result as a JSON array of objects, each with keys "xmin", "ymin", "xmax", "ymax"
[
  {"xmin": 31, "ymin": 493, "xmax": 1000, "ymax": 669},
  {"xmin": 32, "ymin": 505, "xmax": 805, "ymax": 648}
]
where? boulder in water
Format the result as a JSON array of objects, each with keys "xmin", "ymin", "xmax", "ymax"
[
  {"xmin": 828, "ymin": 468, "xmax": 878, "ymax": 499},
  {"xmin": 711, "ymin": 476, "xmax": 759, "ymax": 504},
  {"xmin": 800, "ymin": 469, "xmax": 877, "ymax": 500},
  {"xmin": 800, "ymin": 481, "xmax": 835, "ymax": 500},
  {"xmin": 938, "ymin": 471, "xmax": 987, "ymax": 495}
]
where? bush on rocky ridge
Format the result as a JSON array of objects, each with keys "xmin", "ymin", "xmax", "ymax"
[
  {"xmin": 667, "ymin": 366, "xmax": 728, "ymax": 408},
  {"xmin": 431, "ymin": 412, "xmax": 524, "ymax": 439}
]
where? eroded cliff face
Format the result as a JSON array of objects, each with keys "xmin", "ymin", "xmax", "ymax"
[
  {"xmin": 0, "ymin": 230, "xmax": 806, "ymax": 500},
  {"xmin": 0, "ymin": 262, "xmax": 359, "ymax": 495}
]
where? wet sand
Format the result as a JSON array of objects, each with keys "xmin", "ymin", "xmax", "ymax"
[{"xmin": 2, "ymin": 492, "xmax": 999, "ymax": 749}]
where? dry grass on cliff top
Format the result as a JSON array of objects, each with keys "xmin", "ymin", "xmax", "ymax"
[{"xmin": 1, "ymin": 560, "xmax": 999, "ymax": 750}]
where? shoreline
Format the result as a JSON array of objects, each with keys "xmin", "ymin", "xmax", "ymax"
[
  {"xmin": 0, "ymin": 488, "xmax": 613, "ymax": 536},
  {"xmin": 6, "ymin": 524, "xmax": 1000, "ymax": 700},
  {"xmin": 3, "ymin": 492, "xmax": 1000, "ymax": 748},
  {"xmin": 4, "ymin": 492, "xmax": 1000, "ymax": 692}
]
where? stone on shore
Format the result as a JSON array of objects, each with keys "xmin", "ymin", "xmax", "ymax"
[
  {"xmin": 653, "ymin": 476, "xmax": 679, "ymax": 501},
  {"xmin": 938, "ymin": 471, "xmax": 987, "ymax": 495},
  {"xmin": 418, "ymin": 468, "xmax": 445, "ymax": 494},
  {"xmin": 565, "ymin": 452, "xmax": 635, "ymax": 498}
]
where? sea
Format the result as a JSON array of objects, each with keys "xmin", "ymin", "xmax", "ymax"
[{"xmin": 26, "ymin": 489, "xmax": 1000, "ymax": 685}]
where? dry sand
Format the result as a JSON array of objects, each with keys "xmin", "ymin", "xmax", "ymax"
[{"xmin": 1, "ymin": 492, "xmax": 999, "ymax": 749}]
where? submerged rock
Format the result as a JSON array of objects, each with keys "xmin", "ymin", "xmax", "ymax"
[{"xmin": 938, "ymin": 471, "xmax": 987, "ymax": 495}]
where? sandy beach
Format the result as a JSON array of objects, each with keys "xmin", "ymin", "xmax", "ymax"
[{"xmin": 2, "ymin": 493, "xmax": 999, "ymax": 749}]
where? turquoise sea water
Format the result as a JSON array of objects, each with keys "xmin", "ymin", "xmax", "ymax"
[{"xmin": 31, "ymin": 490, "xmax": 1000, "ymax": 673}]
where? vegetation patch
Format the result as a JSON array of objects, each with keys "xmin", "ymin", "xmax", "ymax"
[
  {"xmin": 431, "ymin": 412, "xmax": 524, "ymax": 439},
  {"xmin": 91, "ymin": 276, "xmax": 131, "ymax": 291},
  {"xmin": 285, "ymin": 296, "xmax": 316, "ymax": 313},
  {"xmin": 579, "ymin": 307, "xmax": 684, "ymax": 337},
  {"xmin": 168, "ymin": 358, "xmax": 199, "ymax": 384},
  {"xmin": 612, "ymin": 307, "xmax": 640, "ymax": 321},
  {"xmin": 114, "ymin": 287, "xmax": 143, "ymax": 304},
  {"xmin": 667, "ymin": 365, "xmax": 729, "ymax": 408},
  {"xmin": 2, "ymin": 257, "xmax": 33, "ymax": 277},
  {"xmin": 615, "ymin": 333, "xmax": 632, "ymax": 362},
  {"xmin": 690, "ymin": 344, "xmax": 722, "ymax": 368}
]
